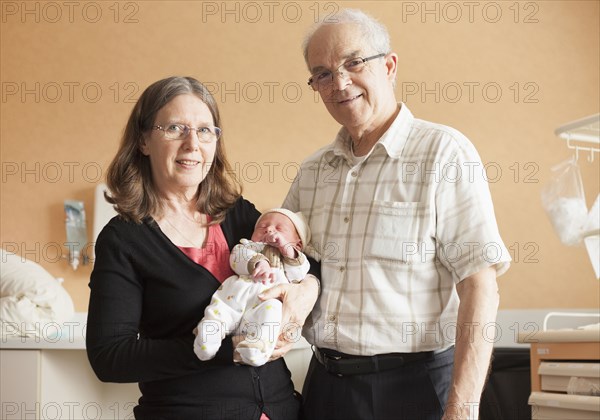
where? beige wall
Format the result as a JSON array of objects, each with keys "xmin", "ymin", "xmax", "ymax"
[{"xmin": 1, "ymin": 1, "xmax": 598, "ymax": 312}]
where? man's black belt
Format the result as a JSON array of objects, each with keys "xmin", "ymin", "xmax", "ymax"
[{"xmin": 313, "ymin": 347, "xmax": 436, "ymax": 376}]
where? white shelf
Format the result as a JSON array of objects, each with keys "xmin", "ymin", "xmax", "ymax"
[
  {"xmin": 1, "ymin": 313, "xmax": 87, "ymax": 350},
  {"xmin": 555, "ymin": 114, "xmax": 600, "ymax": 162}
]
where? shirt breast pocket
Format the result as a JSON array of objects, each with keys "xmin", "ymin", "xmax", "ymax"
[{"xmin": 365, "ymin": 200, "xmax": 430, "ymax": 264}]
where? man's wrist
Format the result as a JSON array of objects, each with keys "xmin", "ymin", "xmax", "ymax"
[{"xmin": 443, "ymin": 400, "xmax": 481, "ymax": 420}]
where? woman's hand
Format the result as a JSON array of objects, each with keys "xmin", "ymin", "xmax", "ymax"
[{"xmin": 258, "ymin": 275, "xmax": 319, "ymax": 359}]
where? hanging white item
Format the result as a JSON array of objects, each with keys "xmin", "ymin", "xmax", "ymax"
[
  {"xmin": 583, "ymin": 194, "xmax": 599, "ymax": 279},
  {"xmin": 541, "ymin": 158, "xmax": 588, "ymax": 246}
]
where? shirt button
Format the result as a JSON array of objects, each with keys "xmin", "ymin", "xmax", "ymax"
[
  {"xmin": 329, "ymin": 315, "xmax": 336, "ymax": 322},
  {"xmin": 339, "ymin": 266, "xmax": 345, "ymax": 272},
  {"xmin": 351, "ymin": 172, "xmax": 357, "ymax": 177},
  {"xmin": 343, "ymin": 217, "xmax": 349, "ymax": 223}
]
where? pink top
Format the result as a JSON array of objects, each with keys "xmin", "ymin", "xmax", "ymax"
[{"xmin": 177, "ymin": 221, "xmax": 234, "ymax": 283}]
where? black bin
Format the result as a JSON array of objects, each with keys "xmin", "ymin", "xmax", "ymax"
[{"xmin": 480, "ymin": 347, "xmax": 532, "ymax": 420}]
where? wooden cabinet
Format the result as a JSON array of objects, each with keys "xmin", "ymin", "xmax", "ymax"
[
  {"xmin": 520, "ymin": 329, "xmax": 600, "ymax": 419},
  {"xmin": 529, "ymin": 341, "xmax": 599, "ymax": 392}
]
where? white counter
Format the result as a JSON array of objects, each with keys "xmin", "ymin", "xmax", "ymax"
[
  {"xmin": 0, "ymin": 312, "xmax": 312, "ymax": 420},
  {"xmin": 1, "ymin": 312, "xmax": 87, "ymax": 350}
]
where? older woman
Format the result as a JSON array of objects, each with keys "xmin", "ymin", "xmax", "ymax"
[{"xmin": 86, "ymin": 76, "xmax": 319, "ymax": 419}]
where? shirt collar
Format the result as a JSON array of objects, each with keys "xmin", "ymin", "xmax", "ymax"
[
  {"xmin": 326, "ymin": 103, "xmax": 414, "ymax": 164},
  {"xmin": 378, "ymin": 103, "xmax": 413, "ymax": 158}
]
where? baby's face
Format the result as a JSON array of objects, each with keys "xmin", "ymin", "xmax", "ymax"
[{"xmin": 252, "ymin": 212, "xmax": 301, "ymax": 248}]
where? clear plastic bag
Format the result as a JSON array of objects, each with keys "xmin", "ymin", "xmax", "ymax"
[
  {"xmin": 541, "ymin": 158, "xmax": 588, "ymax": 246},
  {"xmin": 583, "ymin": 194, "xmax": 600, "ymax": 278}
]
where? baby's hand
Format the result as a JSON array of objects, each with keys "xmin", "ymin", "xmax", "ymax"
[
  {"xmin": 252, "ymin": 260, "xmax": 276, "ymax": 284},
  {"xmin": 265, "ymin": 232, "xmax": 297, "ymax": 259},
  {"xmin": 279, "ymin": 242, "xmax": 298, "ymax": 259}
]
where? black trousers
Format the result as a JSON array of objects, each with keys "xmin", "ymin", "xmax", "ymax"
[{"xmin": 302, "ymin": 347, "xmax": 454, "ymax": 420}]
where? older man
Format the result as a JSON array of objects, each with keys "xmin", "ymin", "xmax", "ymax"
[{"xmin": 282, "ymin": 8, "xmax": 511, "ymax": 420}]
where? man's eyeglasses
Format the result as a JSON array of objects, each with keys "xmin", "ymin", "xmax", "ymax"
[
  {"xmin": 152, "ymin": 124, "xmax": 222, "ymax": 142},
  {"xmin": 307, "ymin": 53, "xmax": 386, "ymax": 91}
]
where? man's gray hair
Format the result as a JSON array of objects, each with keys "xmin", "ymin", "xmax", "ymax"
[{"xmin": 302, "ymin": 8, "xmax": 391, "ymax": 69}]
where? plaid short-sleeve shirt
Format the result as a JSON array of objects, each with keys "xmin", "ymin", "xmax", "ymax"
[{"xmin": 283, "ymin": 104, "xmax": 511, "ymax": 355}]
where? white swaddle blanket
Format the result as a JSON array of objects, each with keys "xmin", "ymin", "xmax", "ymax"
[{"xmin": 1, "ymin": 249, "xmax": 75, "ymax": 338}]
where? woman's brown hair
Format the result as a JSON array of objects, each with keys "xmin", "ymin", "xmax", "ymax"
[{"xmin": 105, "ymin": 76, "xmax": 241, "ymax": 224}]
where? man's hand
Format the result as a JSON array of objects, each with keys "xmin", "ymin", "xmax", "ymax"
[{"xmin": 258, "ymin": 275, "xmax": 319, "ymax": 359}]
